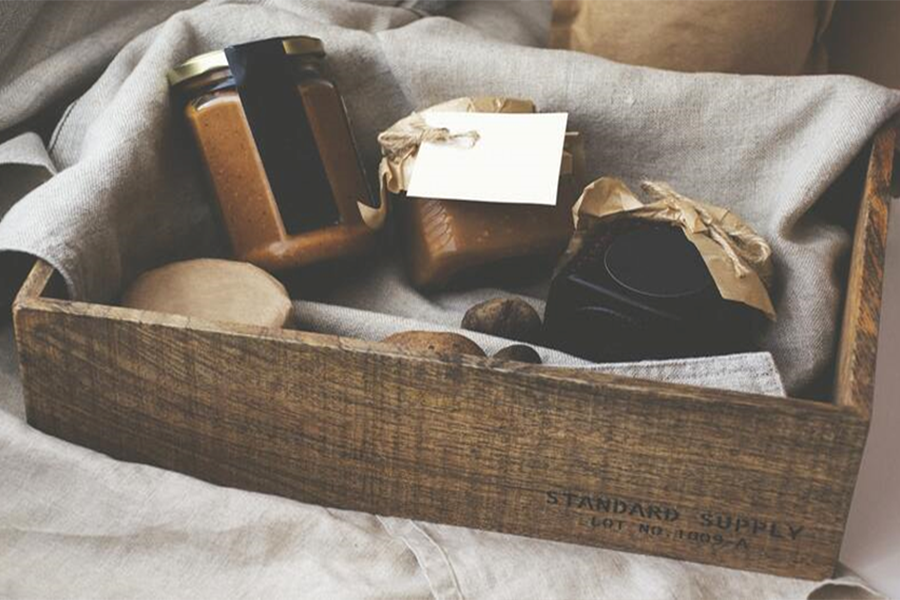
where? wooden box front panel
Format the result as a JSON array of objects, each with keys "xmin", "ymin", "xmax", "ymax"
[{"xmin": 14, "ymin": 295, "xmax": 867, "ymax": 579}]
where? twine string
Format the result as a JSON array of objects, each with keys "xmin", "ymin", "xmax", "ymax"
[
  {"xmin": 640, "ymin": 182, "xmax": 772, "ymax": 280},
  {"xmin": 377, "ymin": 113, "xmax": 480, "ymax": 161}
]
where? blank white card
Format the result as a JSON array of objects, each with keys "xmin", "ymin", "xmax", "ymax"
[{"xmin": 406, "ymin": 112, "xmax": 568, "ymax": 206}]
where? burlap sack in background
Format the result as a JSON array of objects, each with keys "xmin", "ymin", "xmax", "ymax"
[
  {"xmin": 550, "ymin": 0, "xmax": 834, "ymax": 75},
  {"xmin": 827, "ymin": 0, "xmax": 900, "ymax": 90}
]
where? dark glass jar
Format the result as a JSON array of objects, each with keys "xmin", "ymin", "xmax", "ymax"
[
  {"xmin": 543, "ymin": 220, "xmax": 762, "ymax": 362},
  {"xmin": 168, "ymin": 36, "xmax": 386, "ymax": 272}
]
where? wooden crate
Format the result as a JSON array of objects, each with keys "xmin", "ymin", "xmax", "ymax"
[{"xmin": 11, "ymin": 124, "xmax": 896, "ymax": 580}]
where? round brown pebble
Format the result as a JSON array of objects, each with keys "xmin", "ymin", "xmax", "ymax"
[
  {"xmin": 382, "ymin": 331, "xmax": 485, "ymax": 357},
  {"xmin": 122, "ymin": 259, "xmax": 293, "ymax": 328},
  {"xmin": 461, "ymin": 297, "xmax": 542, "ymax": 343},
  {"xmin": 493, "ymin": 344, "xmax": 542, "ymax": 364}
]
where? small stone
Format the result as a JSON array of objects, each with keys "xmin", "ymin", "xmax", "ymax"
[
  {"xmin": 382, "ymin": 331, "xmax": 485, "ymax": 357},
  {"xmin": 493, "ymin": 344, "xmax": 542, "ymax": 364},
  {"xmin": 461, "ymin": 297, "xmax": 542, "ymax": 343}
]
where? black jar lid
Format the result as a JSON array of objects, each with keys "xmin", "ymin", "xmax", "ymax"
[
  {"xmin": 604, "ymin": 225, "xmax": 713, "ymax": 299},
  {"xmin": 167, "ymin": 36, "xmax": 325, "ymax": 87}
]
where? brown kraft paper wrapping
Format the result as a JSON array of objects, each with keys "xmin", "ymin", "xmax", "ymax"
[{"xmin": 563, "ymin": 177, "xmax": 776, "ymax": 319}]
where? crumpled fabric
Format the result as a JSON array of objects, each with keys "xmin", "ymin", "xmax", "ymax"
[
  {"xmin": 1, "ymin": 0, "xmax": 897, "ymax": 392},
  {"xmin": 0, "ymin": 1, "xmax": 898, "ymax": 598}
]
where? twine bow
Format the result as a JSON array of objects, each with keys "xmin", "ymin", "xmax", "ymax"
[
  {"xmin": 639, "ymin": 181, "xmax": 773, "ymax": 283},
  {"xmin": 568, "ymin": 176, "xmax": 776, "ymax": 318},
  {"xmin": 377, "ymin": 113, "xmax": 480, "ymax": 161}
]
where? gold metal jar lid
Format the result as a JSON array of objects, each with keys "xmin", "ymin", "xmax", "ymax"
[{"xmin": 167, "ymin": 36, "xmax": 325, "ymax": 87}]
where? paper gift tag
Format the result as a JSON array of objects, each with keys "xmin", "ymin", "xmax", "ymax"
[{"xmin": 406, "ymin": 112, "xmax": 569, "ymax": 206}]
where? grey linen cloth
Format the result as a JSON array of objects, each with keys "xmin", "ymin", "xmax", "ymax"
[
  {"xmin": 0, "ymin": 0, "xmax": 898, "ymax": 598},
  {"xmin": 1, "ymin": 0, "xmax": 899, "ymax": 392}
]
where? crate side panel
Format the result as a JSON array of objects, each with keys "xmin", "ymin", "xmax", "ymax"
[{"xmin": 835, "ymin": 125, "xmax": 896, "ymax": 420}]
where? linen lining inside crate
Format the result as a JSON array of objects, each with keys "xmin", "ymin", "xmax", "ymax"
[{"xmin": 1, "ymin": 1, "xmax": 899, "ymax": 397}]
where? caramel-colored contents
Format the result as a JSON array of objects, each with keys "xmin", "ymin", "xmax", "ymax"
[
  {"xmin": 188, "ymin": 91, "xmax": 283, "ymax": 258},
  {"xmin": 300, "ymin": 80, "xmax": 372, "ymax": 225},
  {"xmin": 403, "ymin": 175, "xmax": 580, "ymax": 289},
  {"xmin": 184, "ymin": 80, "xmax": 383, "ymax": 272}
]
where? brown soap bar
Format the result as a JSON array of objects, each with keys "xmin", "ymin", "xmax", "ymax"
[
  {"xmin": 402, "ymin": 174, "xmax": 580, "ymax": 289},
  {"xmin": 382, "ymin": 97, "xmax": 584, "ymax": 290},
  {"xmin": 122, "ymin": 259, "xmax": 294, "ymax": 328}
]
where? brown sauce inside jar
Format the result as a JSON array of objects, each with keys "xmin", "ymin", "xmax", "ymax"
[
  {"xmin": 170, "ymin": 37, "xmax": 386, "ymax": 273},
  {"xmin": 399, "ymin": 113, "xmax": 583, "ymax": 290},
  {"xmin": 402, "ymin": 172, "xmax": 580, "ymax": 289}
]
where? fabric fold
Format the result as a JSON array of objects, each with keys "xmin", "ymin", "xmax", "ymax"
[{"xmin": 0, "ymin": 1, "xmax": 898, "ymax": 598}]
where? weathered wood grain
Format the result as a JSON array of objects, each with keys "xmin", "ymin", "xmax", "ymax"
[
  {"xmin": 14, "ymin": 296, "xmax": 869, "ymax": 579},
  {"xmin": 11, "ymin": 123, "xmax": 896, "ymax": 581},
  {"xmin": 13, "ymin": 258, "xmax": 54, "ymax": 302},
  {"xmin": 834, "ymin": 123, "xmax": 896, "ymax": 421}
]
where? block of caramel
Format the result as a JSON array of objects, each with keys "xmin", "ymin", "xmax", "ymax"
[
  {"xmin": 401, "ymin": 158, "xmax": 581, "ymax": 290},
  {"xmin": 379, "ymin": 97, "xmax": 584, "ymax": 290},
  {"xmin": 543, "ymin": 220, "xmax": 762, "ymax": 362}
]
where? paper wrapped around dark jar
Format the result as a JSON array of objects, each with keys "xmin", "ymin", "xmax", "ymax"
[{"xmin": 544, "ymin": 177, "xmax": 775, "ymax": 363}]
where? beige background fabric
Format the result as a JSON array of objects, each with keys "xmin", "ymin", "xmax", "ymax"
[
  {"xmin": 827, "ymin": 0, "xmax": 900, "ymax": 90},
  {"xmin": 548, "ymin": 0, "xmax": 900, "ymax": 89},
  {"xmin": 550, "ymin": 0, "xmax": 834, "ymax": 75},
  {"xmin": 0, "ymin": 1, "xmax": 899, "ymax": 598}
]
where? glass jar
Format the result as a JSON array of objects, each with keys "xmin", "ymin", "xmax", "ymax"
[
  {"xmin": 394, "ymin": 98, "xmax": 583, "ymax": 290},
  {"xmin": 402, "ymin": 159, "xmax": 581, "ymax": 289},
  {"xmin": 168, "ymin": 36, "xmax": 386, "ymax": 272},
  {"xmin": 543, "ymin": 220, "xmax": 760, "ymax": 362}
]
